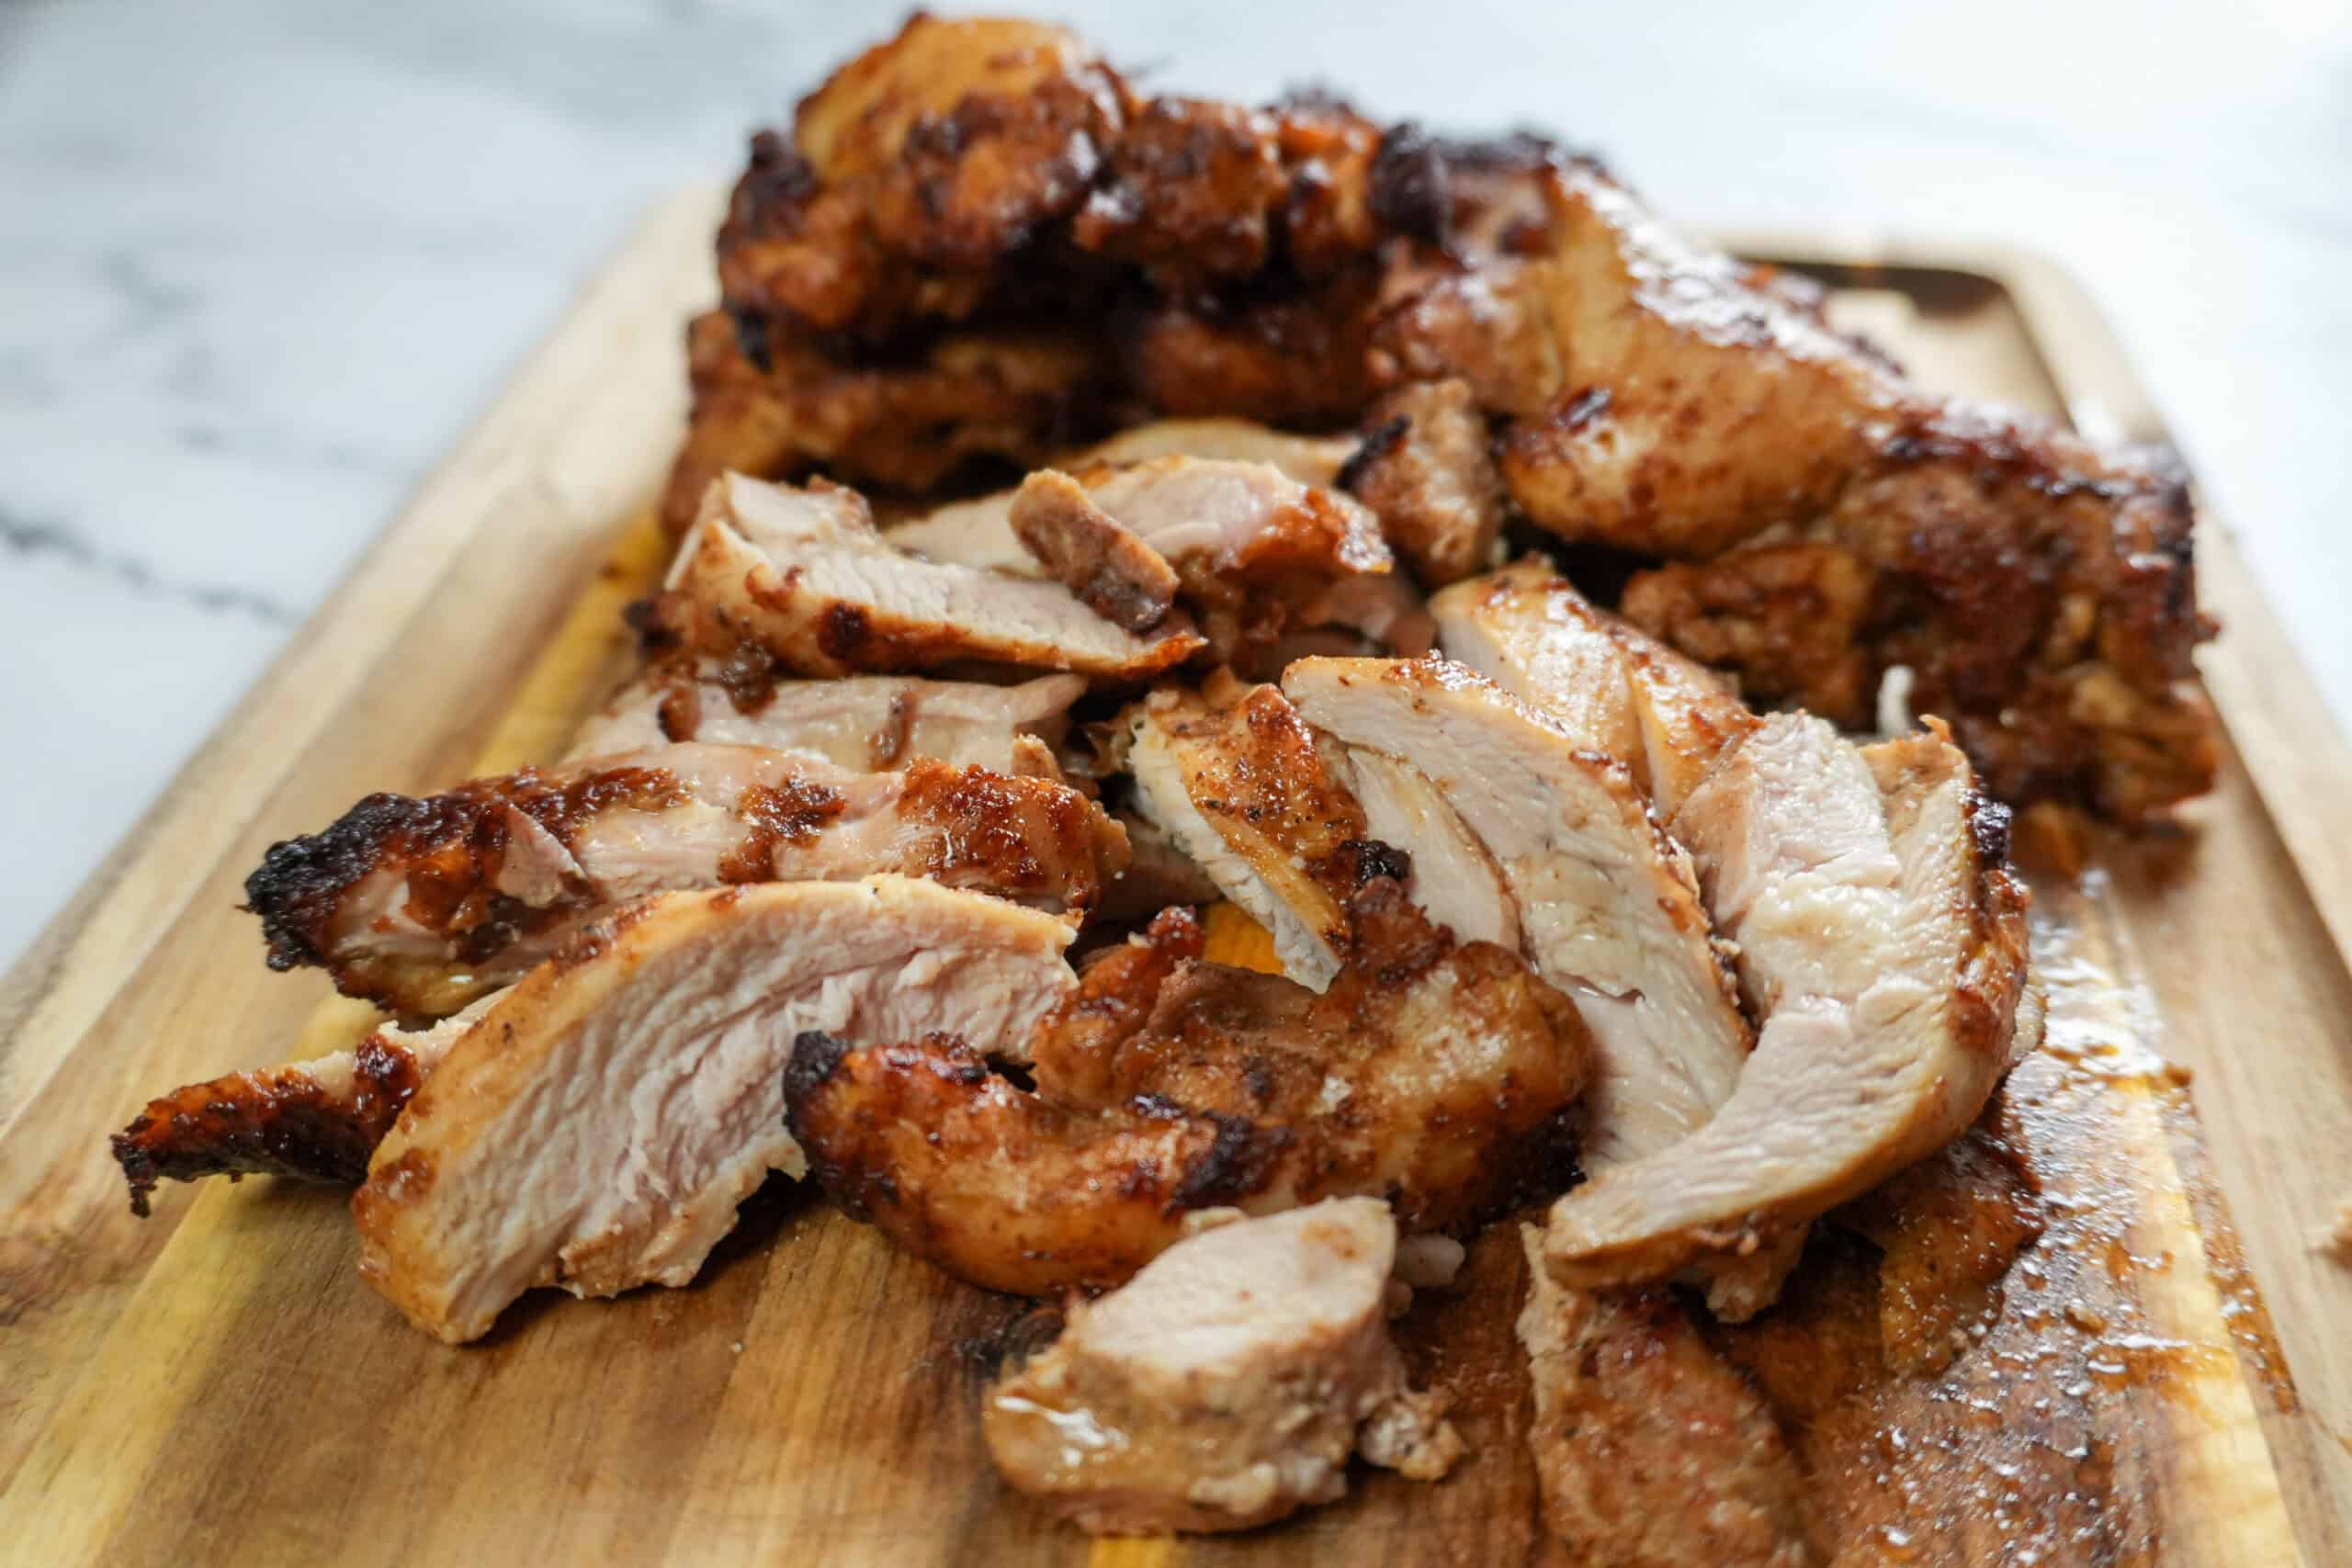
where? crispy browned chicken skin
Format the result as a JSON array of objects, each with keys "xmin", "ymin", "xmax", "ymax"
[
  {"xmin": 244, "ymin": 743, "xmax": 1125, "ymax": 1018},
  {"xmin": 785, "ymin": 882, "xmax": 1589, "ymax": 1294},
  {"xmin": 111, "ymin": 1020, "xmax": 435, "ymax": 1213},
  {"xmin": 672, "ymin": 15, "xmax": 2216, "ymax": 820}
]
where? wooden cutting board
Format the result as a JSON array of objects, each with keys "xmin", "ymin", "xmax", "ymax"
[{"xmin": 3, "ymin": 187, "xmax": 2347, "ymax": 1565}]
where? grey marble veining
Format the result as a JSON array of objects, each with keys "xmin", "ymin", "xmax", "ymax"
[{"xmin": 3, "ymin": 0, "xmax": 2347, "ymax": 972}]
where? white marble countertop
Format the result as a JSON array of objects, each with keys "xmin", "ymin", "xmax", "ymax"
[{"xmin": 4, "ymin": 0, "xmax": 2347, "ymax": 971}]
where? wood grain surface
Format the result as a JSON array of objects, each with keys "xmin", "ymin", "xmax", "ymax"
[{"xmin": 1, "ymin": 188, "xmax": 2345, "ymax": 1565}]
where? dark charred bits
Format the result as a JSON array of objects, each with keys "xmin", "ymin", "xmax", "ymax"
[
  {"xmin": 1967, "ymin": 793, "xmax": 2015, "ymax": 872},
  {"xmin": 243, "ymin": 766, "xmax": 687, "ymax": 989},
  {"xmin": 818, "ymin": 601, "xmax": 872, "ymax": 662},
  {"xmin": 1334, "ymin": 413, "xmax": 1410, "ymax": 496},
  {"xmin": 624, "ymin": 593, "xmax": 683, "ymax": 656},
  {"xmin": 1367, "ymin": 123, "xmax": 1452, "ymax": 250},
  {"xmin": 783, "ymin": 1029, "xmax": 854, "ymax": 1108},
  {"xmin": 1343, "ymin": 837, "xmax": 1413, "ymax": 888},
  {"xmin": 712, "ymin": 641, "xmax": 783, "ymax": 715},
  {"xmin": 718, "ymin": 777, "xmax": 847, "ymax": 883},
  {"xmin": 1170, "ymin": 1111, "xmax": 1295, "ymax": 1210},
  {"xmin": 109, "ymin": 1041, "xmax": 424, "ymax": 1216}
]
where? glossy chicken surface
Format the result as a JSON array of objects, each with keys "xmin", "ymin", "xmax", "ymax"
[
  {"xmin": 1517, "ymin": 1227, "xmax": 1818, "ymax": 1567},
  {"xmin": 671, "ymin": 13, "xmax": 2217, "ymax": 818},
  {"xmin": 353, "ymin": 878, "xmax": 1078, "ymax": 1343},
  {"xmin": 784, "ymin": 881, "xmax": 1589, "ymax": 1294},
  {"xmin": 985, "ymin": 1200, "xmax": 1460, "ymax": 1533},
  {"xmin": 1124, "ymin": 676, "xmax": 1384, "ymax": 989},
  {"xmin": 243, "ymin": 741, "xmax": 1125, "ymax": 1018},
  {"xmin": 106, "ymin": 18, "xmax": 2174, "ymax": 1555}
]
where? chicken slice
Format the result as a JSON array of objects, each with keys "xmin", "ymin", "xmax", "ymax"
[
  {"xmin": 1007, "ymin": 468, "xmax": 1183, "ymax": 632},
  {"xmin": 1495, "ymin": 166, "xmax": 1897, "ymax": 560},
  {"xmin": 721, "ymin": 15, "xmax": 1130, "ymax": 338},
  {"xmin": 1006, "ymin": 457, "xmax": 1396, "ymax": 665},
  {"xmin": 352, "ymin": 877, "xmax": 1077, "ymax": 1343},
  {"xmin": 109, "ymin": 993, "xmax": 501, "ymax": 1215},
  {"xmin": 1455, "ymin": 163, "xmax": 2212, "ymax": 821},
  {"xmin": 1431, "ymin": 558, "xmax": 1756, "ymax": 815},
  {"xmin": 1125, "ymin": 679, "xmax": 1380, "ymax": 990},
  {"xmin": 563, "ymin": 667, "xmax": 1082, "ymax": 770},
  {"xmin": 1539, "ymin": 717, "xmax": 2031, "ymax": 1293},
  {"xmin": 791, "ymin": 1033, "xmax": 1280, "ymax": 1295},
  {"xmin": 1283, "ymin": 657, "xmax": 1750, "ymax": 1166},
  {"xmin": 1338, "ymin": 379, "xmax": 1506, "ymax": 586},
  {"xmin": 1318, "ymin": 740, "xmax": 1519, "ymax": 950},
  {"xmin": 658, "ymin": 472, "xmax": 1202, "ymax": 680},
  {"xmin": 880, "ymin": 430, "xmax": 1362, "ymax": 574},
  {"xmin": 886, "ymin": 455, "xmax": 1405, "ymax": 669},
  {"xmin": 984, "ymin": 1199, "xmax": 1463, "ymax": 1534},
  {"xmin": 1437, "ymin": 563, "xmax": 1806, "ymax": 1311},
  {"xmin": 1838, "ymin": 1125, "xmax": 2045, "ymax": 1378},
  {"xmin": 1067, "ymin": 457, "xmax": 1391, "ymax": 582},
  {"xmin": 787, "ymin": 880, "xmax": 1589, "ymax": 1294},
  {"xmin": 1517, "ymin": 1227, "xmax": 1817, "ymax": 1567},
  {"xmin": 1430, "ymin": 562, "xmax": 1640, "ymax": 761},
  {"xmin": 245, "ymin": 743, "xmax": 1125, "ymax": 1019}
]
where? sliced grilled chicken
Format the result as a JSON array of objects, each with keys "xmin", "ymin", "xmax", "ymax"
[
  {"xmin": 1470, "ymin": 164, "xmax": 2213, "ymax": 821},
  {"xmin": 110, "ymin": 993, "xmax": 501, "ymax": 1215},
  {"xmin": 1517, "ymin": 1228, "xmax": 1817, "ymax": 1568},
  {"xmin": 886, "ymin": 454, "xmax": 1406, "ymax": 670},
  {"xmin": 1023, "ymin": 905, "xmax": 1209, "ymax": 1110},
  {"xmin": 1494, "ymin": 168, "xmax": 1897, "ymax": 560},
  {"xmin": 985, "ymin": 1200, "xmax": 1463, "ymax": 1534},
  {"xmin": 1062, "ymin": 457, "xmax": 1390, "ymax": 582},
  {"xmin": 1283, "ymin": 657, "xmax": 1750, "ymax": 1167},
  {"xmin": 1540, "ymin": 717, "xmax": 2031, "ymax": 1295},
  {"xmin": 1007, "ymin": 468, "xmax": 1184, "ymax": 632},
  {"xmin": 564, "ymin": 666, "xmax": 1083, "ymax": 770},
  {"xmin": 881, "ymin": 426, "xmax": 1362, "ymax": 572},
  {"xmin": 1431, "ymin": 558, "xmax": 1755, "ymax": 815},
  {"xmin": 1339, "ymin": 379, "xmax": 1506, "ymax": 586},
  {"xmin": 1432, "ymin": 560, "xmax": 1808, "ymax": 1312},
  {"xmin": 658, "ymin": 472, "xmax": 1202, "ymax": 680},
  {"xmin": 1008, "ymin": 457, "xmax": 1397, "ymax": 663},
  {"xmin": 1319, "ymin": 739, "xmax": 1518, "ymax": 950},
  {"xmin": 787, "ymin": 880, "xmax": 1588, "ymax": 1294},
  {"xmin": 246, "ymin": 744, "xmax": 1125, "ymax": 1018},
  {"xmin": 1439, "ymin": 567, "xmax": 2034, "ymax": 1317},
  {"xmin": 1125, "ymin": 678, "xmax": 1382, "ymax": 990},
  {"xmin": 352, "ymin": 877, "xmax": 1077, "ymax": 1343}
]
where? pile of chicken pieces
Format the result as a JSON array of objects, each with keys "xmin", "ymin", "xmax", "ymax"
[
  {"xmin": 108, "ymin": 13, "xmax": 2223, "ymax": 1557},
  {"xmin": 677, "ymin": 14, "xmax": 2217, "ymax": 823}
]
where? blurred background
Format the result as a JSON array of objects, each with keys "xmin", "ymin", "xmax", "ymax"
[{"xmin": 2, "ymin": 0, "xmax": 2346, "ymax": 970}]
